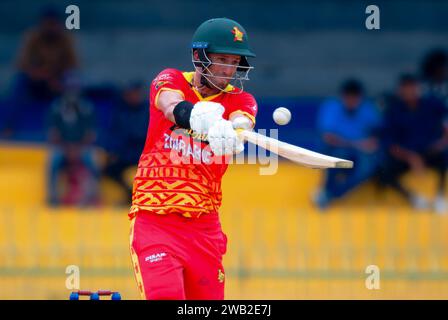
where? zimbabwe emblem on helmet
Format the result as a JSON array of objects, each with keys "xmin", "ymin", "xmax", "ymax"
[{"xmin": 232, "ymin": 26, "xmax": 244, "ymax": 42}]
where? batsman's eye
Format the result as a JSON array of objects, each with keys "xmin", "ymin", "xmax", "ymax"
[{"xmin": 226, "ymin": 58, "xmax": 240, "ymax": 66}]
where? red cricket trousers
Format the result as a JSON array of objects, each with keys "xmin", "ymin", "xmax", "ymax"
[{"xmin": 129, "ymin": 210, "xmax": 228, "ymax": 300}]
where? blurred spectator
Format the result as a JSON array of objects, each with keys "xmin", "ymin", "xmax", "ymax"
[
  {"xmin": 1, "ymin": 6, "xmax": 79, "ymax": 139},
  {"xmin": 46, "ymin": 74, "xmax": 99, "ymax": 207},
  {"xmin": 314, "ymin": 79, "xmax": 382, "ymax": 209},
  {"xmin": 378, "ymin": 74, "xmax": 448, "ymax": 213},
  {"xmin": 102, "ymin": 81, "xmax": 148, "ymax": 204},
  {"xmin": 421, "ymin": 49, "xmax": 448, "ymax": 107},
  {"xmin": 16, "ymin": 6, "xmax": 78, "ymax": 101}
]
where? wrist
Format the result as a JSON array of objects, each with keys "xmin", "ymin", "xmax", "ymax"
[{"xmin": 172, "ymin": 100, "xmax": 194, "ymax": 129}]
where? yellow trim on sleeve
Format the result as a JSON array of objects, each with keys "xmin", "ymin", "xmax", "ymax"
[
  {"xmin": 154, "ymin": 87, "xmax": 185, "ymax": 109},
  {"xmin": 229, "ymin": 110, "xmax": 256, "ymax": 127}
]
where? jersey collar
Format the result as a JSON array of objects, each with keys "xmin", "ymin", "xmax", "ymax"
[{"xmin": 182, "ymin": 71, "xmax": 234, "ymax": 101}]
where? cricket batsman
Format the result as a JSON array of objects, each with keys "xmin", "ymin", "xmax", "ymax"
[{"xmin": 129, "ymin": 18, "xmax": 258, "ymax": 299}]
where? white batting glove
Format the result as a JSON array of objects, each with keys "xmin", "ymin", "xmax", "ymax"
[
  {"xmin": 231, "ymin": 114, "xmax": 254, "ymax": 130},
  {"xmin": 189, "ymin": 101, "xmax": 225, "ymax": 135},
  {"xmin": 208, "ymin": 119, "xmax": 244, "ymax": 156}
]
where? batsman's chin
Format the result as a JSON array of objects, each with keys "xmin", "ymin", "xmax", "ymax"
[
  {"xmin": 210, "ymin": 77, "xmax": 230, "ymax": 87},
  {"xmin": 215, "ymin": 82, "xmax": 230, "ymax": 90}
]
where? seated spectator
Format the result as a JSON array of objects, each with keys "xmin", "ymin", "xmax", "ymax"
[
  {"xmin": 378, "ymin": 74, "xmax": 448, "ymax": 213},
  {"xmin": 314, "ymin": 79, "xmax": 382, "ymax": 209},
  {"xmin": 421, "ymin": 49, "xmax": 448, "ymax": 107},
  {"xmin": 16, "ymin": 6, "xmax": 78, "ymax": 101},
  {"xmin": 46, "ymin": 74, "xmax": 99, "ymax": 206},
  {"xmin": 102, "ymin": 81, "xmax": 148, "ymax": 204},
  {"xmin": 2, "ymin": 6, "xmax": 79, "ymax": 139}
]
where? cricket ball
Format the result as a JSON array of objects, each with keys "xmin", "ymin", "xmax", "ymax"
[{"xmin": 273, "ymin": 107, "xmax": 292, "ymax": 125}]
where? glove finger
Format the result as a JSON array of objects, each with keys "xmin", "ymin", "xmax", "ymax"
[{"xmin": 235, "ymin": 141, "xmax": 245, "ymax": 154}]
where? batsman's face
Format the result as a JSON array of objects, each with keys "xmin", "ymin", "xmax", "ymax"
[{"xmin": 208, "ymin": 53, "xmax": 241, "ymax": 87}]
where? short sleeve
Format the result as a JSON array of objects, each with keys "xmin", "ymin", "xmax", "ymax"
[
  {"xmin": 150, "ymin": 68, "xmax": 186, "ymax": 109},
  {"xmin": 226, "ymin": 92, "xmax": 258, "ymax": 126}
]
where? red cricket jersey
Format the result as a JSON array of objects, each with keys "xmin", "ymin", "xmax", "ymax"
[{"xmin": 129, "ymin": 68, "xmax": 258, "ymax": 219}]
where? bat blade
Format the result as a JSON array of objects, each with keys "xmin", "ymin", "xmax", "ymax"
[{"xmin": 239, "ymin": 130, "xmax": 354, "ymax": 169}]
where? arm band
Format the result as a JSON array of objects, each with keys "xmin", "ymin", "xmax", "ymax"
[{"xmin": 173, "ymin": 100, "xmax": 194, "ymax": 129}]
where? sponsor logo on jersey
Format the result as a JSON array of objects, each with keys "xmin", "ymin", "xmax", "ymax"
[
  {"xmin": 145, "ymin": 252, "xmax": 167, "ymax": 263},
  {"xmin": 155, "ymin": 73, "xmax": 174, "ymax": 82}
]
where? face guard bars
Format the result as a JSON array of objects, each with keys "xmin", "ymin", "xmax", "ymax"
[{"xmin": 191, "ymin": 43, "xmax": 254, "ymax": 94}]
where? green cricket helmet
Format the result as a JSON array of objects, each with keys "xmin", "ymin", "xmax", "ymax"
[
  {"xmin": 192, "ymin": 17, "xmax": 255, "ymax": 58},
  {"xmin": 191, "ymin": 18, "xmax": 255, "ymax": 92}
]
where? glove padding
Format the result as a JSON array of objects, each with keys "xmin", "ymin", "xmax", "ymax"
[
  {"xmin": 208, "ymin": 119, "xmax": 244, "ymax": 156},
  {"xmin": 189, "ymin": 101, "xmax": 225, "ymax": 135},
  {"xmin": 230, "ymin": 114, "xmax": 254, "ymax": 130}
]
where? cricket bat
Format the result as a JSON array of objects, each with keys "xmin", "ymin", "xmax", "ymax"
[{"xmin": 238, "ymin": 130, "xmax": 354, "ymax": 169}]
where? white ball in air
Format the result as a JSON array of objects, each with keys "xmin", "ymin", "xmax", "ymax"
[{"xmin": 273, "ymin": 107, "xmax": 291, "ymax": 125}]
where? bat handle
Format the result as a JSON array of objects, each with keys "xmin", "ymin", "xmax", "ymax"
[{"xmin": 235, "ymin": 129, "xmax": 250, "ymax": 141}]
